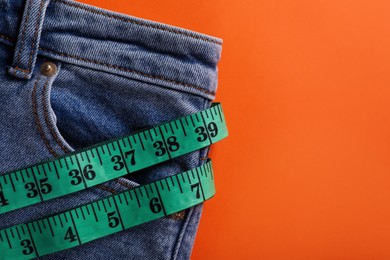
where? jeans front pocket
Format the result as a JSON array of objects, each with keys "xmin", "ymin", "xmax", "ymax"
[
  {"xmin": 33, "ymin": 60, "xmax": 140, "ymax": 194},
  {"xmin": 27, "ymin": 58, "xmax": 211, "ymax": 259}
]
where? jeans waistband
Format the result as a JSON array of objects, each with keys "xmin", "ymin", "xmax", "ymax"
[{"xmin": 0, "ymin": 0, "xmax": 223, "ymax": 99}]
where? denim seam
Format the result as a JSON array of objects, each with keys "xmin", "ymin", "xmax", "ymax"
[
  {"xmin": 38, "ymin": 47, "xmax": 216, "ymax": 96},
  {"xmin": 32, "ymin": 76, "xmax": 60, "ymax": 157},
  {"xmin": 33, "ymin": 75, "xmax": 115, "ymax": 194},
  {"xmin": 0, "ymin": 32, "xmax": 15, "ymax": 43},
  {"xmin": 15, "ymin": 0, "xmax": 33, "ymax": 71},
  {"xmin": 96, "ymin": 185, "xmax": 117, "ymax": 194},
  {"xmin": 172, "ymin": 132, "xmax": 206, "ymax": 260},
  {"xmin": 42, "ymin": 77, "xmax": 71, "ymax": 154},
  {"xmin": 114, "ymin": 178, "xmax": 143, "ymax": 192},
  {"xmin": 172, "ymin": 99, "xmax": 212, "ymax": 259},
  {"xmin": 27, "ymin": 0, "xmax": 45, "ymax": 72},
  {"xmin": 13, "ymin": 66, "xmax": 30, "ymax": 73},
  {"xmin": 14, "ymin": 0, "xmax": 44, "ymax": 74},
  {"xmin": 52, "ymin": 0, "xmax": 222, "ymax": 45},
  {"xmin": 13, "ymin": 67, "xmax": 29, "ymax": 79},
  {"xmin": 172, "ymin": 204, "xmax": 195, "ymax": 260},
  {"xmin": 0, "ymin": 33, "xmax": 216, "ymax": 96},
  {"xmin": 114, "ymin": 179, "xmax": 133, "ymax": 189}
]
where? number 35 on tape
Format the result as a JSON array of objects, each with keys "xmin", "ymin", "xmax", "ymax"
[{"xmin": 0, "ymin": 103, "xmax": 228, "ymax": 214}]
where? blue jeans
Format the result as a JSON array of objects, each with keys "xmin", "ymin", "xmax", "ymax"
[{"xmin": 0, "ymin": 0, "xmax": 222, "ymax": 258}]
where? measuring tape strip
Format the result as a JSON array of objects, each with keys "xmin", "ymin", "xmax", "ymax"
[
  {"xmin": 0, "ymin": 160, "xmax": 215, "ymax": 259},
  {"xmin": 0, "ymin": 103, "xmax": 227, "ymax": 215}
]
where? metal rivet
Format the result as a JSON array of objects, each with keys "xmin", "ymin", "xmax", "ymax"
[
  {"xmin": 40, "ymin": 62, "xmax": 57, "ymax": 77},
  {"xmin": 168, "ymin": 210, "xmax": 186, "ymax": 220}
]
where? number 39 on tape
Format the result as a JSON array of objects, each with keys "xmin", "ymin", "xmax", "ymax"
[{"xmin": 0, "ymin": 103, "xmax": 227, "ymax": 214}]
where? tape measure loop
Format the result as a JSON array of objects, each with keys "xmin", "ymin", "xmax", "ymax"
[{"xmin": 0, "ymin": 102, "xmax": 228, "ymax": 259}]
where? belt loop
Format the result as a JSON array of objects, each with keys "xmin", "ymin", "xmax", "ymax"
[{"xmin": 7, "ymin": 0, "xmax": 51, "ymax": 79}]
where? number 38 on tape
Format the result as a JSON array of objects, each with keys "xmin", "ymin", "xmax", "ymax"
[{"xmin": 0, "ymin": 103, "xmax": 228, "ymax": 214}]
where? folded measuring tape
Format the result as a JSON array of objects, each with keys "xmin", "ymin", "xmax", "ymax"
[{"xmin": 0, "ymin": 102, "xmax": 228, "ymax": 259}]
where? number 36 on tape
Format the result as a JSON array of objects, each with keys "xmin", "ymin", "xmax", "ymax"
[{"xmin": 0, "ymin": 103, "xmax": 228, "ymax": 214}]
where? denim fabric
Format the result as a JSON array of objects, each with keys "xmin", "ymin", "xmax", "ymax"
[{"xmin": 0, "ymin": 0, "xmax": 222, "ymax": 258}]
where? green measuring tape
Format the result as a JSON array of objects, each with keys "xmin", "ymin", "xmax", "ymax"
[
  {"xmin": 0, "ymin": 160, "xmax": 215, "ymax": 259},
  {"xmin": 0, "ymin": 102, "xmax": 227, "ymax": 259},
  {"xmin": 0, "ymin": 103, "xmax": 227, "ymax": 214}
]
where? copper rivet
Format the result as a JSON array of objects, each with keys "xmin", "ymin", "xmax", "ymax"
[{"xmin": 40, "ymin": 62, "xmax": 57, "ymax": 77}]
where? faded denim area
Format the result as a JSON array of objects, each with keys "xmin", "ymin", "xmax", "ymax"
[{"xmin": 0, "ymin": 0, "xmax": 222, "ymax": 258}]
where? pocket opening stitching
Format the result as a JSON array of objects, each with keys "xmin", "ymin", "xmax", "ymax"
[
  {"xmin": 35, "ymin": 75, "xmax": 117, "ymax": 194},
  {"xmin": 38, "ymin": 47, "xmax": 216, "ymax": 96},
  {"xmin": 42, "ymin": 77, "xmax": 71, "ymax": 154},
  {"xmin": 0, "ymin": 32, "xmax": 216, "ymax": 97},
  {"xmin": 32, "ymin": 75, "xmax": 59, "ymax": 157}
]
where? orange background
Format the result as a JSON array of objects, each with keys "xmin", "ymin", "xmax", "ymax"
[{"xmin": 78, "ymin": 1, "xmax": 390, "ymax": 259}]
